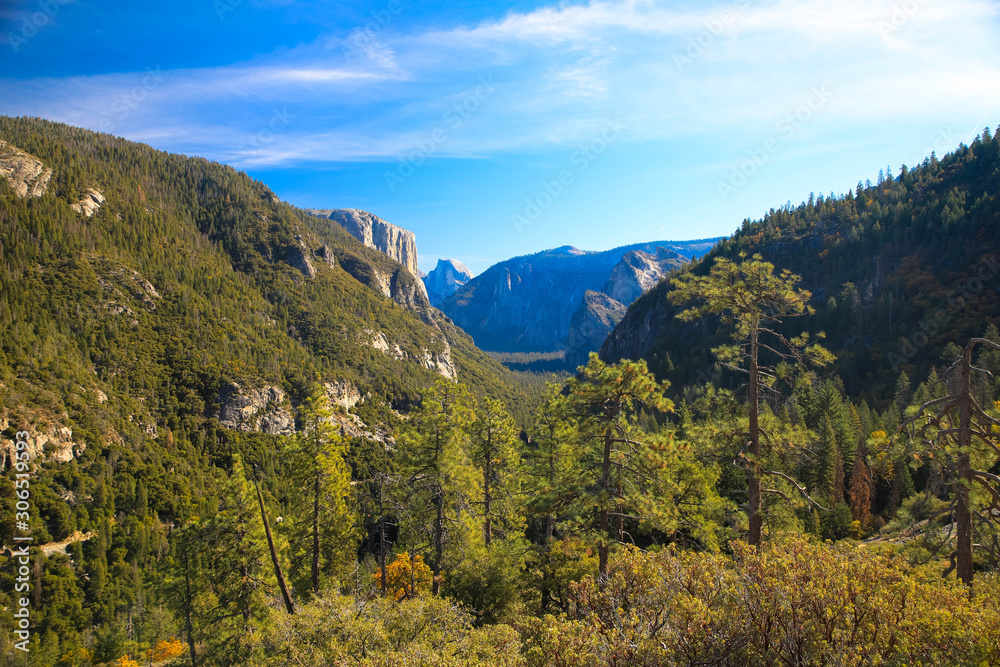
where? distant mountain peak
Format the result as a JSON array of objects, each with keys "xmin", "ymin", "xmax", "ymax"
[
  {"xmin": 551, "ymin": 245, "xmax": 586, "ymax": 256},
  {"xmin": 423, "ymin": 258, "xmax": 473, "ymax": 307}
]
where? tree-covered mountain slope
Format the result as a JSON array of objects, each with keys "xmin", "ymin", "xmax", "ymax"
[
  {"xmin": 602, "ymin": 127, "xmax": 1000, "ymax": 406},
  {"xmin": 0, "ymin": 115, "xmax": 556, "ymax": 657}
]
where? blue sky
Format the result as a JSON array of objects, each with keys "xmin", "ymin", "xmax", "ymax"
[{"xmin": 2, "ymin": 0, "xmax": 999, "ymax": 275}]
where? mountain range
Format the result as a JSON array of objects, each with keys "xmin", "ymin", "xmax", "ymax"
[{"xmin": 437, "ymin": 239, "xmax": 721, "ymax": 369}]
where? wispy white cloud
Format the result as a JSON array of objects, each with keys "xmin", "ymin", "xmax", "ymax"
[{"xmin": 1, "ymin": 0, "xmax": 998, "ymax": 168}]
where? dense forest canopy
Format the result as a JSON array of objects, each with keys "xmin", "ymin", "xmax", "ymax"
[{"xmin": 0, "ymin": 118, "xmax": 999, "ymax": 666}]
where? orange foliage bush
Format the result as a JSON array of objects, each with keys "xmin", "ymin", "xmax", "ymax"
[{"xmin": 373, "ymin": 552, "xmax": 433, "ymax": 600}]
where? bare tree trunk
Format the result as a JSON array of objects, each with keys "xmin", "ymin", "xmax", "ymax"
[
  {"xmin": 598, "ymin": 426, "xmax": 612, "ymax": 585},
  {"xmin": 957, "ymin": 345, "xmax": 974, "ymax": 587},
  {"xmin": 748, "ymin": 328, "xmax": 763, "ymax": 547},
  {"xmin": 255, "ymin": 482, "xmax": 295, "ymax": 614},
  {"xmin": 312, "ymin": 470, "xmax": 321, "ymax": 594},
  {"xmin": 182, "ymin": 542, "xmax": 198, "ymax": 667}
]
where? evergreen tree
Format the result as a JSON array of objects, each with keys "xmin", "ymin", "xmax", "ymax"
[
  {"xmin": 397, "ymin": 379, "xmax": 479, "ymax": 595},
  {"xmin": 469, "ymin": 397, "xmax": 523, "ymax": 546},
  {"xmin": 671, "ymin": 254, "xmax": 833, "ymax": 545},
  {"xmin": 289, "ymin": 388, "xmax": 354, "ymax": 596},
  {"xmin": 557, "ymin": 354, "xmax": 674, "ymax": 583}
]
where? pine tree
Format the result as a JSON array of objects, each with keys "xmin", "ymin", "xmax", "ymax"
[
  {"xmin": 557, "ymin": 354, "xmax": 675, "ymax": 583},
  {"xmin": 289, "ymin": 388, "xmax": 354, "ymax": 596},
  {"xmin": 469, "ymin": 397, "xmax": 523, "ymax": 546},
  {"xmin": 397, "ymin": 379, "xmax": 478, "ymax": 595},
  {"xmin": 671, "ymin": 254, "xmax": 834, "ymax": 545}
]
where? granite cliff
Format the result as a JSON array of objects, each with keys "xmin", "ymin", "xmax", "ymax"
[{"xmin": 308, "ymin": 208, "xmax": 421, "ymax": 279}]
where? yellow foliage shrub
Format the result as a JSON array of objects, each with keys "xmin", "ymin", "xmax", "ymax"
[{"xmin": 373, "ymin": 552, "xmax": 433, "ymax": 600}]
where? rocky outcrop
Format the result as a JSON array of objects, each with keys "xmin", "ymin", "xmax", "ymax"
[
  {"xmin": 70, "ymin": 188, "xmax": 106, "ymax": 217},
  {"xmin": 602, "ymin": 249, "xmax": 684, "ymax": 306},
  {"xmin": 214, "ymin": 383, "xmax": 295, "ymax": 435},
  {"xmin": 0, "ymin": 140, "xmax": 52, "ymax": 198},
  {"xmin": 0, "ymin": 415, "xmax": 87, "ymax": 471},
  {"xmin": 423, "ymin": 259, "xmax": 473, "ymax": 306},
  {"xmin": 309, "ymin": 208, "xmax": 421, "ymax": 278},
  {"xmin": 566, "ymin": 290, "xmax": 629, "ymax": 365},
  {"xmin": 365, "ymin": 330, "xmax": 457, "ymax": 380},
  {"xmin": 97, "ymin": 262, "xmax": 161, "ymax": 313},
  {"xmin": 337, "ymin": 253, "xmax": 431, "ymax": 311},
  {"xmin": 285, "ymin": 237, "xmax": 316, "ymax": 278},
  {"xmin": 324, "ymin": 379, "xmax": 363, "ymax": 410},
  {"xmin": 315, "ymin": 244, "xmax": 337, "ymax": 267}
]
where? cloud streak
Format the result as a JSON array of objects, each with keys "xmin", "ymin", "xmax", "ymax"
[{"xmin": 1, "ymin": 0, "xmax": 998, "ymax": 168}]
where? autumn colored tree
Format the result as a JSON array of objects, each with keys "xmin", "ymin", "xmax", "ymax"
[
  {"xmin": 373, "ymin": 552, "xmax": 434, "ymax": 601},
  {"xmin": 670, "ymin": 253, "xmax": 833, "ymax": 545}
]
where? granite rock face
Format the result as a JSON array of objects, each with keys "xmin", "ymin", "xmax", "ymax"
[
  {"xmin": 309, "ymin": 208, "xmax": 420, "ymax": 278},
  {"xmin": 285, "ymin": 237, "xmax": 316, "ymax": 278},
  {"xmin": 214, "ymin": 383, "xmax": 295, "ymax": 435},
  {"xmin": 70, "ymin": 188, "xmax": 106, "ymax": 217},
  {"xmin": 566, "ymin": 291, "xmax": 629, "ymax": 362},
  {"xmin": 602, "ymin": 249, "xmax": 684, "ymax": 306},
  {"xmin": 440, "ymin": 242, "xmax": 695, "ymax": 355},
  {"xmin": 0, "ymin": 415, "xmax": 87, "ymax": 471},
  {"xmin": 366, "ymin": 330, "xmax": 457, "ymax": 380},
  {"xmin": 423, "ymin": 258, "xmax": 473, "ymax": 307},
  {"xmin": 0, "ymin": 140, "xmax": 53, "ymax": 198}
]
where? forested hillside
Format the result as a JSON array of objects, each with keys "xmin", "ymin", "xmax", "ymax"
[
  {"xmin": 0, "ymin": 117, "xmax": 545, "ymax": 663},
  {"xmin": 604, "ymin": 127, "xmax": 1000, "ymax": 407},
  {"xmin": 1, "ymin": 118, "xmax": 999, "ymax": 667}
]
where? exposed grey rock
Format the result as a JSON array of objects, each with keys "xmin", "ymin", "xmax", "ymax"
[
  {"xmin": 324, "ymin": 379, "xmax": 363, "ymax": 410},
  {"xmin": 0, "ymin": 140, "xmax": 52, "ymax": 198},
  {"xmin": 602, "ymin": 248, "xmax": 684, "ymax": 306},
  {"xmin": 285, "ymin": 240, "xmax": 316, "ymax": 278},
  {"xmin": 214, "ymin": 382, "xmax": 295, "ymax": 435},
  {"xmin": 364, "ymin": 330, "xmax": 457, "ymax": 380},
  {"xmin": 423, "ymin": 258, "xmax": 473, "ymax": 306},
  {"xmin": 337, "ymin": 253, "xmax": 431, "ymax": 311},
  {"xmin": 315, "ymin": 244, "xmax": 337, "ymax": 267},
  {"xmin": 440, "ymin": 241, "xmax": 698, "ymax": 354},
  {"xmin": 309, "ymin": 208, "xmax": 421, "ymax": 278},
  {"xmin": 0, "ymin": 416, "xmax": 86, "ymax": 471},
  {"xmin": 566, "ymin": 291, "xmax": 628, "ymax": 366},
  {"xmin": 70, "ymin": 188, "xmax": 106, "ymax": 217}
]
